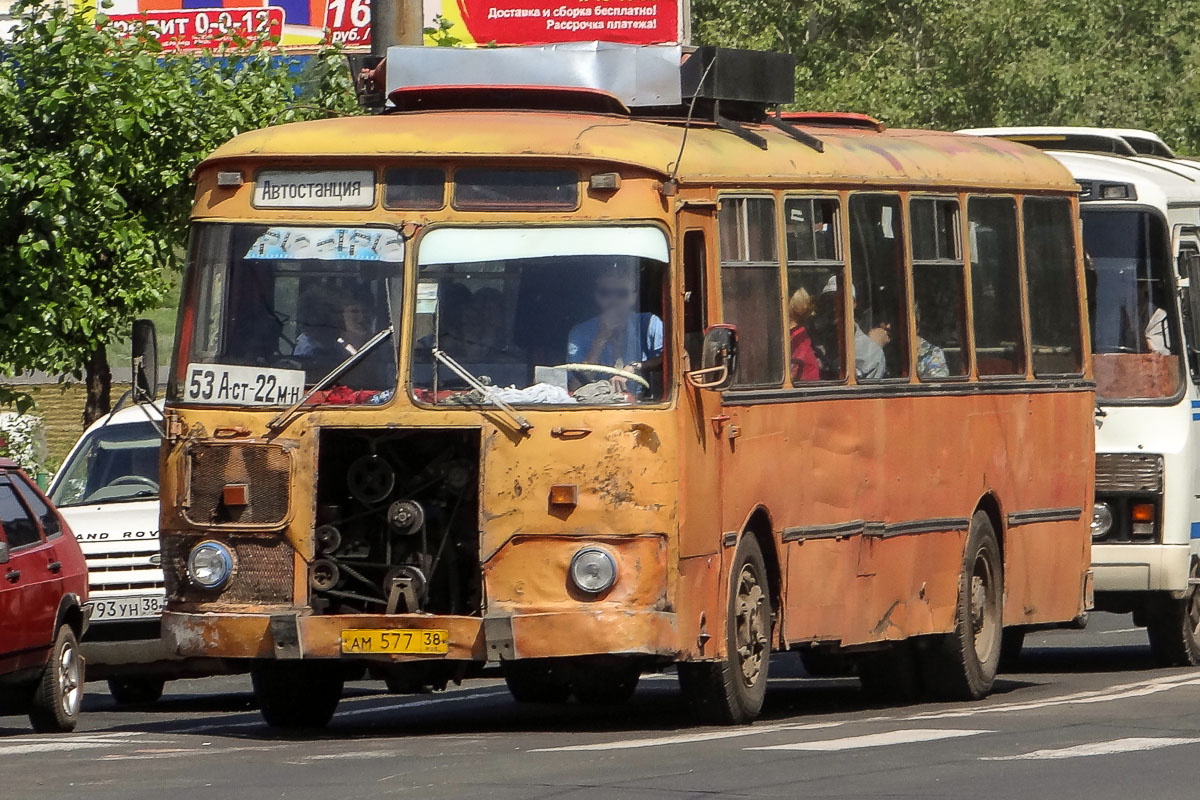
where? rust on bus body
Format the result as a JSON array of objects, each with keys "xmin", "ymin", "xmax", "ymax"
[{"xmin": 162, "ymin": 108, "xmax": 1090, "ymax": 673}]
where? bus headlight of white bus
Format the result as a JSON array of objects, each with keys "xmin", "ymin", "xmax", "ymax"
[
  {"xmin": 1091, "ymin": 503, "xmax": 1114, "ymax": 540},
  {"xmin": 187, "ymin": 541, "xmax": 234, "ymax": 589},
  {"xmin": 570, "ymin": 547, "xmax": 618, "ymax": 594}
]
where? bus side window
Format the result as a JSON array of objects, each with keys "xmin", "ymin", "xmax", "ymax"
[
  {"xmin": 910, "ymin": 197, "xmax": 968, "ymax": 380},
  {"xmin": 1024, "ymin": 197, "xmax": 1084, "ymax": 376},
  {"xmin": 968, "ymin": 196, "xmax": 1026, "ymax": 376},
  {"xmin": 719, "ymin": 197, "xmax": 784, "ymax": 387},
  {"xmin": 682, "ymin": 230, "xmax": 707, "ymax": 369},
  {"xmin": 785, "ymin": 196, "xmax": 845, "ymax": 382},
  {"xmin": 1179, "ymin": 242, "xmax": 1200, "ymax": 379},
  {"xmin": 848, "ymin": 193, "xmax": 909, "ymax": 380}
]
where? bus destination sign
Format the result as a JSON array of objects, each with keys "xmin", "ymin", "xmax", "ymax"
[
  {"xmin": 184, "ymin": 363, "xmax": 306, "ymax": 406},
  {"xmin": 252, "ymin": 170, "xmax": 376, "ymax": 209}
]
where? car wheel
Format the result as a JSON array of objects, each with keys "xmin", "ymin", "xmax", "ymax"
[{"xmin": 29, "ymin": 625, "xmax": 84, "ymax": 733}]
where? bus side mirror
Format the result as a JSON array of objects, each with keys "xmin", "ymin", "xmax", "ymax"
[
  {"xmin": 131, "ymin": 319, "xmax": 159, "ymax": 403},
  {"xmin": 686, "ymin": 324, "xmax": 738, "ymax": 390}
]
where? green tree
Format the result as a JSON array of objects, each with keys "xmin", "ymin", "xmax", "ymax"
[
  {"xmin": 692, "ymin": 0, "xmax": 1200, "ymax": 153},
  {"xmin": 0, "ymin": 1, "xmax": 360, "ymax": 423}
]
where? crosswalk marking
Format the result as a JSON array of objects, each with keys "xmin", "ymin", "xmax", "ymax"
[
  {"xmin": 983, "ymin": 737, "xmax": 1200, "ymax": 761},
  {"xmin": 747, "ymin": 728, "xmax": 992, "ymax": 752},
  {"xmin": 529, "ymin": 721, "xmax": 845, "ymax": 753}
]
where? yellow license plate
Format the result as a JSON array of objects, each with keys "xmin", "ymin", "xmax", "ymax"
[{"xmin": 340, "ymin": 628, "xmax": 449, "ymax": 655}]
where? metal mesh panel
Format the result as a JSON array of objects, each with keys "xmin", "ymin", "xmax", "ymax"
[
  {"xmin": 1095, "ymin": 453, "xmax": 1163, "ymax": 494},
  {"xmin": 186, "ymin": 443, "xmax": 290, "ymax": 526},
  {"xmin": 163, "ymin": 534, "xmax": 295, "ymax": 605}
]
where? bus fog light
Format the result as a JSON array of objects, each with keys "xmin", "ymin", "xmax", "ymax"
[
  {"xmin": 569, "ymin": 547, "xmax": 617, "ymax": 594},
  {"xmin": 188, "ymin": 541, "xmax": 233, "ymax": 589},
  {"xmin": 1091, "ymin": 503, "xmax": 1114, "ymax": 539}
]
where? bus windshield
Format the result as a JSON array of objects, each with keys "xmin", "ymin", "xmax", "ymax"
[
  {"xmin": 172, "ymin": 223, "xmax": 404, "ymax": 406},
  {"xmin": 50, "ymin": 420, "xmax": 160, "ymax": 507},
  {"xmin": 1083, "ymin": 207, "xmax": 1182, "ymax": 401},
  {"xmin": 411, "ymin": 226, "xmax": 669, "ymax": 406}
]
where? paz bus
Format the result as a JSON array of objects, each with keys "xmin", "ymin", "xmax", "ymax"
[
  {"xmin": 966, "ymin": 127, "xmax": 1200, "ymax": 665},
  {"xmin": 156, "ymin": 45, "xmax": 1094, "ymax": 728}
]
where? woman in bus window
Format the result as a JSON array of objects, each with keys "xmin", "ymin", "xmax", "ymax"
[{"xmin": 789, "ymin": 287, "xmax": 820, "ymax": 382}]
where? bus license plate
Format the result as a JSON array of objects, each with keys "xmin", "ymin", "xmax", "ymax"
[{"xmin": 340, "ymin": 629, "xmax": 449, "ymax": 655}]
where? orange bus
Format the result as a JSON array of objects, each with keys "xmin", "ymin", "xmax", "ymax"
[{"xmin": 156, "ymin": 46, "xmax": 1094, "ymax": 727}]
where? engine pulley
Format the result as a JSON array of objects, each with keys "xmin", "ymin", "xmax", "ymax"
[
  {"xmin": 347, "ymin": 454, "xmax": 395, "ymax": 505},
  {"xmin": 315, "ymin": 524, "xmax": 342, "ymax": 553},
  {"xmin": 387, "ymin": 500, "xmax": 425, "ymax": 535},
  {"xmin": 310, "ymin": 559, "xmax": 340, "ymax": 592}
]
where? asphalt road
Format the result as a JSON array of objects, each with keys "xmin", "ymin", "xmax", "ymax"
[{"xmin": 5, "ymin": 613, "xmax": 1200, "ymax": 799}]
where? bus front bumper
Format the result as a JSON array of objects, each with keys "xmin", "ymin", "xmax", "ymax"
[
  {"xmin": 1092, "ymin": 543, "xmax": 1191, "ymax": 594},
  {"xmin": 162, "ymin": 608, "xmax": 679, "ymax": 662}
]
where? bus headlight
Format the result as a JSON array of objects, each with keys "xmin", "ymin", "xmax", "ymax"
[
  {"xmin": 187, "ymin": 541, "xmax": 233, "ymax": 589},
  {"xmin": 569, "ymin": 547, "xmax": 617, "ymax": 594},
  {"xmin": 1091, "ymin": 503, "xmax": 1114, "ymax": 540}
]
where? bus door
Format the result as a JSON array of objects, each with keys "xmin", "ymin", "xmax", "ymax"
[
  {"xmin": 1173, "ymin": 225, "xmax": 1200, "ymax": 553},
  {"xmin": 675, "ymin": 211, "xmax": 726, "ymax": 657}
]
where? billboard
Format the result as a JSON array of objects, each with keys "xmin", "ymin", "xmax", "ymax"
[
  {"xmin": 97, "ymin": 1, "xmax": 370, "ymax": 50},
  {"xmin": 423, "ymin": 0, "xmax": 683, "ymax": 46},
  {"xmin": 91, "ymin": 0, "xmax": 683, "ymax": 51}
]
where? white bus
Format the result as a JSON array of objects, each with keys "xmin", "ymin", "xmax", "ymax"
[{"xmin": 966, "ymin": 127, "xmax": 1200, "ymax": 664}]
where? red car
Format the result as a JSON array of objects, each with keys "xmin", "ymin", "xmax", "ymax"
[{"xmin": 0, "ymin": 458, "xmax": 89, "ymax": 732}]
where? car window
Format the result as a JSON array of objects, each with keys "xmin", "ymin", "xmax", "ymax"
[
  {"xmin": 0, "ymin": 481, "xmax": 43, "ymax": 549},
  {"xmin": 12, "ymin": 478, "xmax": 61, "ymax": 538}
]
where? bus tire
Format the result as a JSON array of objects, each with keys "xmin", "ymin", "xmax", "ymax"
[
  {"xmin": 677, "ymin": 535, "xmax": 771, "ymax": 724},
  {"xmin": 921, "ymin": 511, "xmax": 1003, "ymax": 701},
  {"xmin": 1147, "ymin": 570, "xmax": 1200, "ymax": 667},
  {"xmin": 998, "ymin": 628, "xmax": 1026, "ymax": 672},
  {"xmin": 29, "ymin": 625, "xmax": 84, "ymax": 733},
  {"xmin": 501, "ymin": 660, "xmax": 572, "ymax": 704},
  {"xmin": 108, "ymin": 677, "xmax": 166, "ymax": 706},
  {"xmin": 251, "ymin": 661, "xmax": 343, "ymax": 729},
  {"xmin": 572, "ymin": 664, "xmax": 640, "ymax": 705}
]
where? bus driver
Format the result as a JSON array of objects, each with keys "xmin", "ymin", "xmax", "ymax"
[{"xmin": 566, "ymin": 263, "xmax": 663, "ymax": 395}]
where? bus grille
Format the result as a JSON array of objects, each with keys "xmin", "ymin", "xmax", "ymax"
[
  {"xmin": 163, "ymin": 535, "xmax": 295, "ymax": 604},
  {"xmin": 185, "ymin": 443, "xmax": 291, "ymax": 526},
  {"xmin": 1095, "ymin": 453, "xmax": 1163, "ymax": 494}
]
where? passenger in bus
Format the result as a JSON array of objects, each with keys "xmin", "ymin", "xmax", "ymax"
[
  {"xmin": 788, "ymin": 287, "xmax": 820, "ymax": 382},
  {"xmin": 295, "ymin": 287, "xmax": 374, "ymax": 362},
  {"xmin": 566, "ymin": 263, "xmax": 663, "ymax": 392},
  {"xmin": 914, "ymin": 306, "xmax": 950, "ymax": 379},
  {"xmin": 820, "ymin": 276, "xmax": 887, "ymax": 380}
]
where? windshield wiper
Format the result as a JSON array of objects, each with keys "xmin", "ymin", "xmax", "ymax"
[
  {"xmin": 268, "ymin": 326, "xmax": 394, "ymax": 431},
  {"xmin": 432, "ymin": 348, "xmax": 532, "ymax": 433}
]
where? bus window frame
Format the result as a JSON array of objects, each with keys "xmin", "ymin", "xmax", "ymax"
[
  {"xmin": 403, "ymin": 219, "xmax": 676, "ymax": 410},
  {"xmin": 781, "ymin": 192, "xmax": 849, "ymax": 387},
  {"xmin": 846, "ymin": 190, "xmax": 912, "ymax": 385},
  {"xmin": 907, "ymin": 193, "xmax": 971, "ymax": 383},
  {"xmin": 716, "ymin": 193, "xmax": 786, "ymax": 390},
  {"xmin": 966, "ymin": 193, "xmax": 1030, "ymax": 382}
]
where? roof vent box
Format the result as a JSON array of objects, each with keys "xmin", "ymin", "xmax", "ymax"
[{"xmin": 681, "ymin": 46, "xmax": 796, "ymax": 107}]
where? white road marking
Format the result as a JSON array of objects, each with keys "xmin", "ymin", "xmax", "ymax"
[
  {"xmin": 529, "ymin": 721, "xmax": 845, "ymax": 753},
  {"xmin": 335, "ymin": 688, "xmax": 511, "ymax": 718},
  {"xmin": 304, "ymin": 751, "xmax": 400, "ymax": 760},
  {"xmin": 1099, "ymin": 627, "xmax": 1144, "ymax": 635},
  {"xmin": 747, "ymin": 728, "xmax": 991, "ymax": 752},
  {"xmin": 983, "ymin": 737, "xmax": 1200, "ymax": 761},
  {"xmin": 895, "ymin": 673, "xmax": 1200, "ymax": 722},
  {"xmin": 0, "ymin": 732, "xmax": 153, "ymax": 756},
  {"xmin": 97, "ymin": 744, "xmax": 286, "ymax": 761}
]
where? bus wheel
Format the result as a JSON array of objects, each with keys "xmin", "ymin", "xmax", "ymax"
[
  {"xmin": 922, "ymin": 511, "xmax": 1003, "ymax": 700},
  {"xmin": 251, "ymin": 661, "xmax": 343, "ymax": 729},
  {"xmin": 1147, "ymin": 565, "xmax": 1200, "ymax": 667},
  {"xmin": 677, "ymin": 536, "xmax": 772, "ymax": 724},
  {"xmin": 108, "ymin": 678, "xmax": 166, "ymax": 706},
  {"xmin": 501, "ymin": 660, "xmax": 572, "ymax": 704},
  {"xmin": 572, "ymin": 664, "xmax": 641, "ymax": 705},
  {"xmin": 998, "ymin": 628, "xmax": 1026, "ymax": 672}
]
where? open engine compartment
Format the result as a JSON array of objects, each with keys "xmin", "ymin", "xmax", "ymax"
[{"xmin": 312, "ymin": 429, "xmax": 482, "ymax": 617}]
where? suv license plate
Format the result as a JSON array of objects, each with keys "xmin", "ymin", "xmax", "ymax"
[{"xmin": 340, "ymin": 628, "xmax": 449, "ymax": 655}]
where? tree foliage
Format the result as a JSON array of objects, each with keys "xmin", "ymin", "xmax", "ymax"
[
  {"xmin": 0, "ymin": 1, "xmax": 360, "ymax": 419},
  {"xmin": 692, "ymin": 0, "xmax": 1200, "ymax": 152}
]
